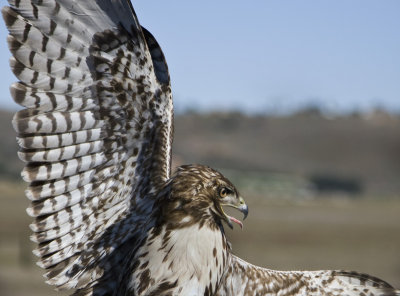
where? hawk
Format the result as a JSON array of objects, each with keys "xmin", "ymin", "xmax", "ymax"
[{"xmin": 2, "ymin": 0, "xmax": 399, "ymax": 295}]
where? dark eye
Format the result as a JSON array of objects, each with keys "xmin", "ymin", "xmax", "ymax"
[{"xmin": 219, "ymin": 187, "xmax": 228, "ymax": 198}]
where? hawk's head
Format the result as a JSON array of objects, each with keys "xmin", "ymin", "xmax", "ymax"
[{"xmin": 165, "ymin": 164, "xmax": 248, "ymax": 229}]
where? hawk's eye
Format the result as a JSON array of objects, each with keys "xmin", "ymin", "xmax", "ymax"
[{"xmin": 219, "ymin": 187, "xmax": 228, "ymax": 198}]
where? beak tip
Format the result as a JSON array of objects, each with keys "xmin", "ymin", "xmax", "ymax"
[
  {"xmin": 238, "ymin": 197, "xmax": 249, "ymax": 220},
  {"xmin": 242, "ymin": 205, "xmax": 249, "ymax": 220}
]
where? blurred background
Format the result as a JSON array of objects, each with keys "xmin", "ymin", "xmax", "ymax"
[{"xmin": 0, "ymin": 0, "xmax": 399, "ymax": 295}]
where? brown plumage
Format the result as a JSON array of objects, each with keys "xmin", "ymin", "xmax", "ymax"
[{"xmin": 2, "ymin": 0, "xmax": 399, "ymax": 295}]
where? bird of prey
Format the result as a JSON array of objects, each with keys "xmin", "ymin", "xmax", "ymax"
[{"xmin": 2, "ymin": 0, "xmax": 399, "ymax": 295}]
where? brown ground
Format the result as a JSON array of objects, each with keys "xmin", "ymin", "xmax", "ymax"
[{"xmin": 0, "ymin": 110, "xmax": 399, "ymax": 295}]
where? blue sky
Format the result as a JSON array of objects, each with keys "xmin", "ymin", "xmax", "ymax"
[{"xmin": 0, "ymin": 0, "xmax": 399, "ymax": 114}]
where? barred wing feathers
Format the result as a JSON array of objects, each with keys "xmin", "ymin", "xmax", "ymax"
[
  {"xmin": 218, "ymin": 255, "xmax": 400, "ymax": 296},
  {"xmin": 2, "ymin": 0, "xmax": 172, "ymax": 292}
]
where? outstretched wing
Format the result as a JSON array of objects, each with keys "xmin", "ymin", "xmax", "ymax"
[
  {"xmin": 218, "ymin": 255, "xmax": 400, "ymax": 296},
  {"xmin": 2, "ymin": 0, "xmax": 172, "ymax": 293}
]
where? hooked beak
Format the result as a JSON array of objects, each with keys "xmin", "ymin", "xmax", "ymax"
[{"xmin": 220, "ymin": 196, "xmax": 249, "ymax": 229}]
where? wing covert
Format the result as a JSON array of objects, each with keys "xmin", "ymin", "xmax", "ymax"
[
  {"xmin": 217, "ymin": 255, "xmax": 400, "ymax": 296},
  {"xmin": 2, "ymin": 0, "xmax": 173, "ymax": 293}
]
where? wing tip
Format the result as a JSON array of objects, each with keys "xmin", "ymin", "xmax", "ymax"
[
  {"xmin": 32, "ymin": 248, "xmax": 41, "ymax": 257},
  {"xmin": 10, "ymin": 82, "xmax": 27, "ymax": 106},
  {"xmin": 26, "ymin": 206, "xmax": 35, "ymax": 217},
  {"xmin": 2, "ymin": 6, "xmax": 17, "ymax": 29},
  {"xmin": 21, "ymin": 168, "xmax": 33, "ymax": 183}
]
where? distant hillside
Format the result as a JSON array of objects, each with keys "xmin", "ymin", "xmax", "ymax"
[
  {"xmin": 1, "ymin": 109, "xmax": 399, "ymax": 197},
  {"xmin": 173, "ymin": 111, "xmax": 400, "ymax": 197}
]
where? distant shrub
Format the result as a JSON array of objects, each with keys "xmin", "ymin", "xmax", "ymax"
[{"xmin": 310, "ymin": 174, "xmax": 363, "ymax": 195}]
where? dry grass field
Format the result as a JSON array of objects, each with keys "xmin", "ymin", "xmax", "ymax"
[{"xmin": 0, "ymin": 180, "xmax": 399, "ymax": 296}]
